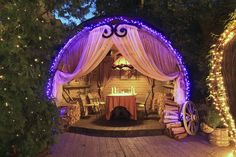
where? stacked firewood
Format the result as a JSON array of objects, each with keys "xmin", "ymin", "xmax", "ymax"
[
  {"xmin": 153, "ymin": 92, "xmax": 165, "ymax": 123},
  {"xmin": 67, "ymin": 104, "xmax": 81, "ymax": 125},
  {"xmin": 163, "ymin": 93, "xmax": 188, "ymax": 140},
  {"xmin": 59, "ymin": 104, "xmax": 81, "ymax": 128}
]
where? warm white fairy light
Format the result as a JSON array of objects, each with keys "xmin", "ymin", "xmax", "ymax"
[{"xmin": 207, "ymin": 15, "xmax": 236, "ymax": 143}]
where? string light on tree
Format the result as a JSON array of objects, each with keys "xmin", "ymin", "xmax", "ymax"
[
  {"xmin": 1, "ymin": 1, "xmax": 63, "ymax": 155},
  {"xmin": 207, "ymin": 13, "xmax": 236, "ymax": 144}
]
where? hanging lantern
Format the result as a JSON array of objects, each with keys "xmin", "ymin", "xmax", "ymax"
[{"xmin": 112, "ymin": 56, "xmax": 133, "ymax": 70}]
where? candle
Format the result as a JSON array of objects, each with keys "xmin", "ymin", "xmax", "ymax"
[{"xmin": 112, "ymin": 87, "xmax": 114, "ymax": 94}]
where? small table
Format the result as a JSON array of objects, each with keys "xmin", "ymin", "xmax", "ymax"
[{"xmin": 106, "ymin": 94, "xmax": 137, "ymax": 120}]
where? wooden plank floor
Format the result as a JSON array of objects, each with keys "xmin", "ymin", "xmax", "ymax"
[{"xmin": 45, "ymin": 133, "xmax": 234, "ymax": 157}]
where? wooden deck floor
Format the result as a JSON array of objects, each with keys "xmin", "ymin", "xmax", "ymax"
[{"xmin": 45, "ymin": 133, "xmax": 234, "ymax": 157}]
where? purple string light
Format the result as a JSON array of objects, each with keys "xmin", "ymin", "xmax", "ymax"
[{"xmin": 46, "ymin": 16, "xmax": 190, "ymax": 101}]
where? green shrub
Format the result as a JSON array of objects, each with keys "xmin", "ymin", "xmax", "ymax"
[{"xmin": 204, "ymin": 108, "xmax": 224, "ymax": 129}]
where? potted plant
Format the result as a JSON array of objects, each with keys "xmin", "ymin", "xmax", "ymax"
[{"xmin": 201, "ymin": 107, "xmax": 230, "ymax": 147}]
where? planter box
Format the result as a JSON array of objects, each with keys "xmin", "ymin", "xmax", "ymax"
[{"xmin": 209, "ymin": 128, "xmax": 230, "ymax": 147}]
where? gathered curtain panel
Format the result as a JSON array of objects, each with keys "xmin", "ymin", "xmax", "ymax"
[
  {"xmin": 96, "ymin": 56, "xmax": 113, "ymax": 98},
  {"xmin": 52, "ymin": 24, "xmax": 186, "ymax": 104},
  {"xmin": 58, "ymin": 34, "xmax": 89, "ymax": 73}
]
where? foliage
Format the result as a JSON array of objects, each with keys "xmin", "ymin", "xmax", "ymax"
[
  {"xmin": 44, "ymin": 0, "xmax": 96, "ymax": 27},
  {"xmin": 204, "ymin": 106, "xmax": 224, "ymax": 129},
  {"xmin": 95, "ymin": 0, "xmax": 236, "ymax": 102},
  {"xmin": 0, "ymin": 0, "xmax": 87, "ymax": 156}
]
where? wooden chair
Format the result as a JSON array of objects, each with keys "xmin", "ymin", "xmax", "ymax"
[
  {"xmin": 87, "ymin": 93, "xmax": 100, "ymax": 112},
  {"xmin": 79, "ymin": 94, "xmax": 94, "ymax": 117},
  {"xmin": 92, "ymin": 92, "xmax": 106, "ymax": 109},
  {"xmin": 62, "ymin": 90, "xmax": 77, "ymax": 104},
  {"xmin": 137, "ymin": 91, "xmax": 151, "ymax": 118},
  {"xmin": 87, "ymin": 92, "xmax": 106, "ymax": 117}
]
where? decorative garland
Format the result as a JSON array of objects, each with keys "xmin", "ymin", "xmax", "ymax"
[
  {"xmin": 207, "ymin": 12, "xmax": 236, "ymax": 143},
  {"xmin": 46, "ymin": 16, "xmax": 190, "ymax": 103}
]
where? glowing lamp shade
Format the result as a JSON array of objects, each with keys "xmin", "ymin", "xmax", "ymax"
[{"xmin": 112, "ymin": 56, "xmax": 133, "ymax": 70}]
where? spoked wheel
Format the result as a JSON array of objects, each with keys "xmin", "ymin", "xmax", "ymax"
[{"xmin": 182, "ymin": 101, "xmax": 199, "ymax": 135}]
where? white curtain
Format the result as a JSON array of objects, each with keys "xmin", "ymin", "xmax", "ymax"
[
  {"xmin": 112, "ymin": 25, "xmax": 185, "ymax": 104},
  {"xmin": 53, "ymin": 26, "xmax": 113, "ymax": 101},
  {"xmin": 52, "ymin": 24, "xmax": 186, "ymax": 104}
]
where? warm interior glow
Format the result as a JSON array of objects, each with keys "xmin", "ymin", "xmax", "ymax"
[
  {"xmin": 112, "ymin": 56, "xmax": 133, "ymax": 70},
  {"xmin": 47, "ymin": 16, "xmax": 190, "ymax": 104},
  {"xmin": 114, "ymin": 56, "xmax": 130, "ymax": 66},
  {"xmin": 110, "ymin": 86, "xmax": 136, "ymax": 96}
]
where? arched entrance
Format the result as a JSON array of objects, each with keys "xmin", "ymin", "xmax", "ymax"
[
  {"xmin": 46, "ymin": 17, "xmax": 190, "ymax": 103},
  {"xmin": 46, "ymin": 16, "xmax": 197, "ymax": 138}
]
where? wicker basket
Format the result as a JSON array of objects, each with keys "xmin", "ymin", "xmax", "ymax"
[{"xmin": 209, "ymin": 128, "xmax": 230, "ymax": 147}]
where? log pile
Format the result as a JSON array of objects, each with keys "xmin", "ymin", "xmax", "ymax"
[
  {"xmin": 162, "ymin": 93, "xmax": 187, "ymax": 140},
  {"xmin": 67, "ymin": 104, "xmax": 81, "ymax": 125},
  {"xmin": 153, "ymin": 92, "xmax": 165, "ymax": 122},
  {"xmin": 59, "ymin": 104, "xmax": 81, "ymax": 128}
]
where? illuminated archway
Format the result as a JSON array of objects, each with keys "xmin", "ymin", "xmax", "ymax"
[{"xmin": 46, "ymin": 17, "xmax": 190, "ymax": 105}]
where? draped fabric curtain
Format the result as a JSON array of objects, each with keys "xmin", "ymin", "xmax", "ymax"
[
  {"xmin": 112, "ymin": 25, "xmax": 185, "ymax": 104},
  {"xmin": 145, "ymin": 76, "xmax": 155, "ymax": 109},
  {"xmin": 138, "ymin": 30, "xmax": 179, "ymax": 75},
  {"xmin": 58, "ymin": 34, "xmax": 89, "ymax": 73},
  {"xmin": 97, "ymin": 56, "xmax": 113, "ymax": 98},
  {"xmin": 52, "ymin": 24, "xmax": 186, "ymax": 104},
  {"xmin": 112, "ymin": 26, "xmax": 179, "ymax": 81},
  {"xmin": 53, "ymin": 26, "xmax": 113, "ymax": 101},
  {"xmin": 138, "ymin": 29, "xmax": 185, "ymax": 104}
]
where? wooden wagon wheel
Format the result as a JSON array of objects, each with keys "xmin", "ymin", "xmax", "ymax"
[{"xmin": 182, "ymin": 101, "xmax": 199, "ymax": 135}]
